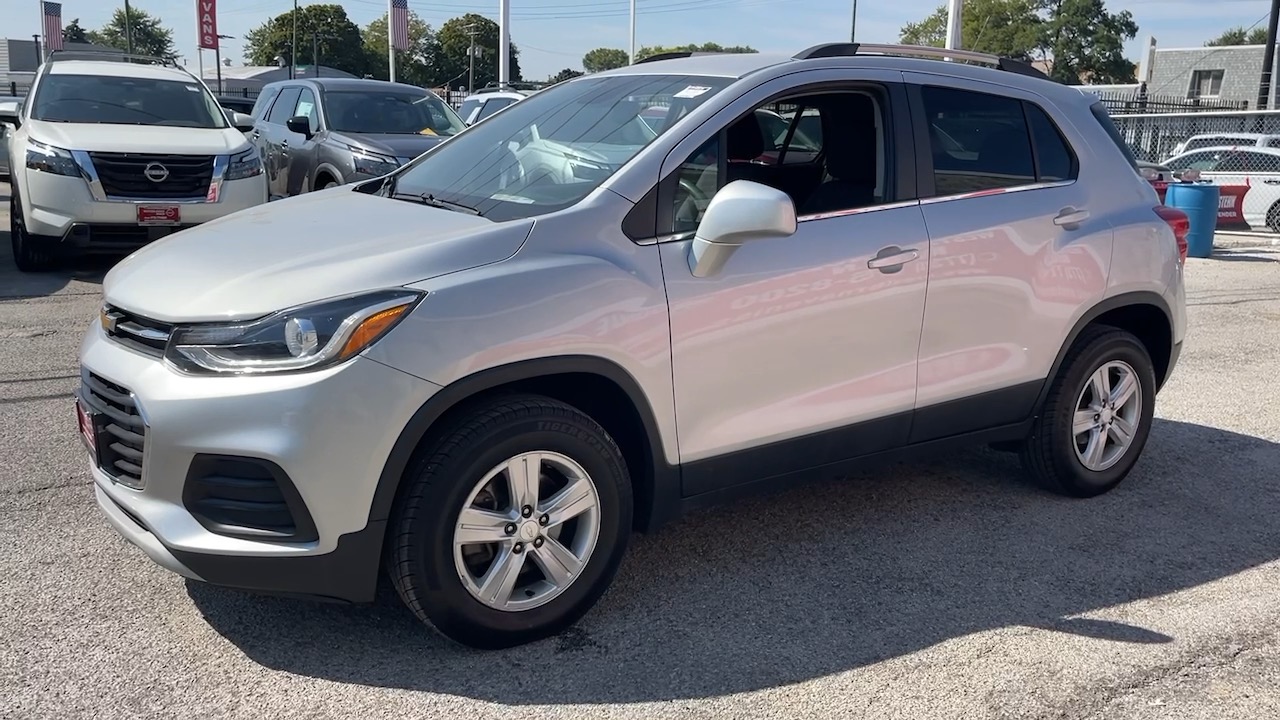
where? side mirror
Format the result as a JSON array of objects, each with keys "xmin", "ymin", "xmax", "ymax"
[
  {"xmin": 0, "ymin": 103, "xmax": 19, "ymax": 128},
  {"xmin": 286, "ymin": 115, "xmax": 313, "ymax": 138},
  {"xmin": 688, "ymin": 180, "xmax": 797, "ymax": 278},
  {"xmin": 229, "ymin": 111, "xmax": 256, "ymax": 133}
]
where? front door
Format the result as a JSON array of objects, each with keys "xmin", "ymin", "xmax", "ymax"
[
  {"xmin": 262, "ymin": 86, "xmax": 301, "ymax": 200},
  {"xmin": 656, "ymin": 79, "xmax": 930, "ymax": 497}
]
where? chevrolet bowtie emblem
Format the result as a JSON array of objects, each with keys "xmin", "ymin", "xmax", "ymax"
[{"xmin": 100, "ymin": 310, "xmax": 121, "ymax": 333}]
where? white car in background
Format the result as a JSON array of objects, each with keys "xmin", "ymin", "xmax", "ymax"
[
  {"xmin": 1162, "ymin": 145, "xmax": 1280, "ymax": 231},
  {"xmin": 457, "ymin": 87, "xmax": 534, "ymax": 125},
  {"xmin": 1167, "ymin": 132, "xmax": 1280, "ymax": 158}
]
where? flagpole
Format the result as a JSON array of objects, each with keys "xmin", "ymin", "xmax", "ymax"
[{"xmin": 387, "ymin": 0, "xmax": 396, "ymax": 82}]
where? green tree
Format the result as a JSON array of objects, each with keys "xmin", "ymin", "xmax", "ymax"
[
  {"xmin": 87, "ymin": 7, "xmax": 176, "ymax": 59},
  {"xmin": 899, "ymin": 0, "xmax": 1042, "ymax": 60},
  {"xmin": 635, "ymin": 42, "xmax": 757, "ymax": 61},
  {"xmin": 435, "ymin": 14, "xmax": 522, "ymax": 90},
  {"xmin": 364, "ymin": 11, "xmax": 439, "ymax": 86},
  {"xmin": 62, "ymin": 18, "xmax": 89, "ymax": 44},
  {"xmin": 1040, "ymin": 0, "xmax": 1138, "ymax": 84},
  {"xmin": 1206, "ymin": 26, "xmax": 1269, "ymax": 47},
  {"xmin": 583, "ymin": 47, "xmax": 629, "ymax": 72},
  {"xmin": 242, "ymin": 4, "xmax": 368, "ymax": 77},
  {"xmin": 550, "ymin": 68, "xmax": 584, "ymax": 83}
]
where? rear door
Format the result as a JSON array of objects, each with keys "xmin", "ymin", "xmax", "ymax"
[
  {"xmin": 282, "ymin": 86, "xmax": 323, "ymax": 196},
  {"xmin": 904, "ymin": 74, "xmax": 1113, "ymax": 441}
]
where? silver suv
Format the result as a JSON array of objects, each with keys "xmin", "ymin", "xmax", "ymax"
[{"xmin": 77, "ymin": 43, "xmax": 1188, "ymax": 649}]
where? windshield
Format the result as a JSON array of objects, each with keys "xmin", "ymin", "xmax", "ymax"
[
  {"xmin": 383, "ymin": 74, "xmax": 733, "ymax": 221},
  {"xmin": 325, "ymin": 89, "xmax": 466, "ymax": 136},
  {"xmin": 31, "ymin": 73, "xmax": 227, "ymax": 128}
]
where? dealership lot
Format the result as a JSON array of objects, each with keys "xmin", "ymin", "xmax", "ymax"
[{"xmin": 3, "ymin": 179, "xmax": 1280, "ymax": 719}]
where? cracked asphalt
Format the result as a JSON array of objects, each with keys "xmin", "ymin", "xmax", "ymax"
[{"xmin": 3, "ymin": 179, "xmax": 1280, "ymax": 719}]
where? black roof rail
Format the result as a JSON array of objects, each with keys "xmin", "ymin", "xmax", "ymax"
[
  {"xmin": 46, "ymin": 49, "xmax": 181, "ymax": 68},
  {"xmin": 792, "ymin": 42, "xmax": 1051, "ymax": 81},
  {"xmin": 635, "ymin": 51, "xmax": 695, "ymax": 64}
]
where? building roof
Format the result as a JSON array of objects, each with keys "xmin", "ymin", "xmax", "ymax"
[{"xmin": 200, "ymin": 65, "xmax": 358, "ymax": 81}]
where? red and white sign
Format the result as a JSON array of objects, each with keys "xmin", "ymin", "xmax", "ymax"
[
  {"xmin": 137, "ymin": 205, "xmax": 181, "ymax": 226},
  {"xmin": 1216, "ymin": 185, "xmax": 1250, "ymax": 228},
  {"xmin": 197, "ymin": 0, "xmax": 218, "ymax": 50}
]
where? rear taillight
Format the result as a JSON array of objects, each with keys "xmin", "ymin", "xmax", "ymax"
[{"xmin": 1155, "ymin": 205, "xmax": 1189, "ymax": 264}]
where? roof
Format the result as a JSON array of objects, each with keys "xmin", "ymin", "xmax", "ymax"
[
  {"xmin": 46, "ymin": 59, "xmax": 195, "ymax": 81},
  {"xmin": 261, "ymin": 76, "xmax": 434, "ymax": 93},
  {"xmin": 1169, "ymin": 144, "xmax": 1280, "ymax": 157}
]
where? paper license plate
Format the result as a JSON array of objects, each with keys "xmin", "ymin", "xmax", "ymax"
[
  {"xmin": 137, "ymin": 205, "xmax": 181, "ymax": 226},
  {"xmin": 76, "ymin": 398, "xmax": 98, "ymax": 456}
]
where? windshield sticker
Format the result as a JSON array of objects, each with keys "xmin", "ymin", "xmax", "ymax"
[{"xmin": 674, "ymin": 85, "xmax": 713, "ymax": 99}]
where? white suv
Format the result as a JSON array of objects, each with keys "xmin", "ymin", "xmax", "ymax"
[{"xmin": 2, "ymin": 52, "xmax": 267, "ymax": 272}]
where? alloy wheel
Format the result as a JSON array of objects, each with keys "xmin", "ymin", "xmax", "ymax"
[{"xmin": 1072, "ymin": 360, "xmax": 1142, "ymax": 472}]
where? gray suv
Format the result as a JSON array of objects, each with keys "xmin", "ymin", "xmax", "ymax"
[
  {"xmin": 78, "ymin": 43, "xmax": 1188, "ymax": 650},
  {"xmin": 247, "ymin": 77, "xmax": 466, "ymax": 199}
]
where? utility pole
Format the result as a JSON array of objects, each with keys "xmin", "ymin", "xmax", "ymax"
[
  {"xmin": 32, "ymin": 34, "xmax": 41, "ymax": 65},
  {"xmin": 215, "ymin": 34, "xmax": 233, "ymax": 94},
  {"xmin": 1258, "ymin": 0, "xmax": 1280, "ymax": 109},
  {"xmin": 291, "ymin": 0, "xmax": 298, "ymax": 79},
  {"xmin": 629, "ymin": 0, "xmax": 636, "ymax": 64},
  {"xmin": 387, "ymin": 0, "xmax": 395, "ymax": 83},
  {"xmin": 123, "ymin": 0, "xmax": 135, "ymax": 54},
  {"xmin": 312, "ymin": 32, "xmax": 336, "ymax": 78},
  {"xmin": 498, "ymin": 0, "xmax": 510, "ymax": 88},
  {"xmin": 466, "ymin": 23, "xmax": 478, "ymax": 93},
  {"xmin": 945, "ymin": 0, "xmax": 963, "ymax": 50},
  {"xmin": 850, "ymin": 0, "xmax": 857, "ymax": 42}
]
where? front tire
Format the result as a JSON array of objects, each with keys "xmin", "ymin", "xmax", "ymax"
[
  {"xmin": 1019, "ymin": 326, "xmax": 1157, "ymax": 497},
  {"xmin": 386, "ymin": 394, "xmax": 633, "ymax": 649},
  {"xmin": 10, "ymin": 191, "xmax": 59, "ymax": 272}
]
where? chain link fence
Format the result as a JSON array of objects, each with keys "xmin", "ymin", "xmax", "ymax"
[{"xmin": 1109, "ymin": 110, "xmax": 1280, "ymax": 165}]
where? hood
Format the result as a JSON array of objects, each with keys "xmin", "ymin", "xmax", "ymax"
[
  {"xmin": 28, "ymin": 120, "xmax": 250, "ymax": 155},
  {"xmin": 102, "ymin": 188, "xmax": 533, "ymax": 323},
  {"xmin": 335, "ymin": 131, "xmax": 450, "ymax": 162}
]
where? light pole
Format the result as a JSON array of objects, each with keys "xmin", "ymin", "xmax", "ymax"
[
  {"xmin": 945, "ymin": 0, "xmax": 963, "ymax": 50},
  {"xmin": 498, "ymin": 0, "xmax": 510, "ymax": 88},
  {"xmin": 629, "ymin": 0, "xmax": 636, "ymax": 64},
  {"xmin": 850, "ymin": 0, "xmax": 857, "ymax": 42},
  {"xmin": 124, "ymin": 0, "xmax": 135, "ymax": 54},
  {"xmin": 291, "ymin": 0, "xmax": 298, "ymax": 79},
  {"xmin": 312, "ymin": 32, "xmax": 337, "ymax": 78},
  {"xmin": 215, "ymin": 33, "xmax": 234, "ymax": 94}
]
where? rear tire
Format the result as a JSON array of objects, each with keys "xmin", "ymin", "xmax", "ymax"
[
  {"xmin": 1019, "ymin": 325, "xmax": 1157, "ymax": 498},
  {"xmin": 10, "ymin": 192, "xmax": 59, "ymax": 273},
  {"xmin": 386, "ymin": 394, "xmax": 633, "ymax": 649}
]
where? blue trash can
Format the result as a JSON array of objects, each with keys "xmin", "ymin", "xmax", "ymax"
[{"xmin": 1165, "ymin": 182, "xmax": 1219, "ymax": 259}]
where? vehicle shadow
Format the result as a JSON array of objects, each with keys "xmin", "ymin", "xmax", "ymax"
[
  {"xmin": 0, "ymin": 186, "xmax": 113, "ymax": 298},
  {"xmin": 188, "ymin": 419, "xmax": 1280, "ymax": 703}
]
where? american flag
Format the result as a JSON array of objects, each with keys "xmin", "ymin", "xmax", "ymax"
[
  {"xmin": 43, "ymin": 1, "xmax": 64, "ymax": 52},
  {"xmin": 390, "ymin": 0, "xmax": 410, "ymax": 51}
]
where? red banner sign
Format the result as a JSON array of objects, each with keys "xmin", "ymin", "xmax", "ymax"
[
  {"xmin": 1216, "ymin": 185, "xmax": 1250, "ymax": 228},
  {"xmin": 197, "ymin": 0, "xmax": 218, "ymax": 50}
]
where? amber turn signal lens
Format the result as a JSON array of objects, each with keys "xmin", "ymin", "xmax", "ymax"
[{"xmin": 339, "ymin": 305, "xmax": 412, "ymax": 360}]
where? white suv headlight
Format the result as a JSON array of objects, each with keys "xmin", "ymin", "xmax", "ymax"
[
  {"xmin": 225, "ymin": 147, "xmax": 263, "ymax": 180},
  {"xmin": 25, "ymin": 139, "xmax": 81, "ymax": 177},
  {"xmin": 164, "ymin": 290, "xmax": 424, "ymax": 375}
]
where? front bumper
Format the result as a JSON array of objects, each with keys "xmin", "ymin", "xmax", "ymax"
[{"xmin": 79, "ymin": 320, "xmax": 440, "ymax": 602}]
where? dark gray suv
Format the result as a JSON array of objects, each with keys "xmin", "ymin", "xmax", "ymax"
[{"xmin": 248, "ymin": 77, "xmax": 467, "ymax": 199}]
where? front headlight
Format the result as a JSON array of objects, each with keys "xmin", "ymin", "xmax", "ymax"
[
  {"xmin": 225, "ymin": 147, "xmax": 263, "ymax": 181},
  {"xmin": 350, "ymin": 146, "xmax": 400, "ymax": 177},
  {"xmin": 164, "ymin": 290, "xmax": 424, "ymax": 375},
  {"xmin": 25, "ymin": 139, "xmax": 81, "ymax": 177}
]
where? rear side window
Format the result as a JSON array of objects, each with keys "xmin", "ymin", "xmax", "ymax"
[
  {"xmin": 1025, "ymin": 104, "xmax": 1076, "ymax": 181},
  {"xmin": 251, "ymin": 87, "xmax": 279, "ymax": 119},
  {"xmin": 476, "ymin": 97, "xmax": 515, "ymax": 121},
  {"xmin": 922, "ymin": 86, "xmax": 1036, "ymax": 195},
  {"xmin": 1089, "ymin": 102, "xmax": 1138, "ymax": 167}
]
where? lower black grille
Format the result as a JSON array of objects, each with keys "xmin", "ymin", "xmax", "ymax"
[
  {"xmin": 88, "ymin": 152, "xmax": 214, "ymax": 199},
  {"xmin": 183, "ymin": 455, "xmax": 318, "ymax": 543},
  {"xmin": 81, "ymin": 373, "xmax": 147, "ymax": 487},
  {"xmin": 103, "ymin": 305, "xmax": 173, "ymax": 357},
  {"xmin": 70, "ymin": 223, "xmax": 197, "ymax": 247}
]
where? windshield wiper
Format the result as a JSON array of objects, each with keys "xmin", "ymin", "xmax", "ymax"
[{"xmin": 389, "ymin": 192, "xmax": 482, "ymax": 216}]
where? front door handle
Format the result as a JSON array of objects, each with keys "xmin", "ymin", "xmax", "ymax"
[
  {"xmin": 867, "ymin": 246, "xmax": 920, "ymax": 273},
  {"xmin": 1053, "ymin": 207, "xmax": 1090, "ymax": 227}
]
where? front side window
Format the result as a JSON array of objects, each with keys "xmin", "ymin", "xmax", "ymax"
[
  {"xmin": 922, "ymin": 86, "xmax": 1079, "ymax": 196},
  {"xmin": 294, "ymin": 88, "xmax": 319, "ymax": 133},
  {"xmin": 31, "ymin": 73, "xmax": 228, "ymax": 128},
  {"xmin": 382, "ymin": 74, "xmax": 733, "ymax": 221},
  {"xmin": 323, "ymin": 89, "xmax": 466, "ymax": 137},
  {"xmin": 266, "ymin": 87, "xmax": 302, "ymax": 125}
]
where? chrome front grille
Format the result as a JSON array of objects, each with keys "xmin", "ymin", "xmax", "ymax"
[{"xmin": 102, "ymin": 306, "xmax": 173, "ymax": 357}]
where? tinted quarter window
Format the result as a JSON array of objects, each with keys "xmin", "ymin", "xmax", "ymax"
[
  {"xmin": 1088, "ymin": 102, "xmax": 1138, "ymax": 168},
  {"xmin": 921, "ymin": 85, "xmax": 1035, "ymax": 196},
  {"xmin": 1025, "ymin": 103, "xmax": 1077, "ymax": 182},
  {"xmin": 251, "ymin": 87, "xmax": 279, "ymax": 119},
  {"xmin": 266, "ymin": 87, "xmax": 302, "ymax": 125}
]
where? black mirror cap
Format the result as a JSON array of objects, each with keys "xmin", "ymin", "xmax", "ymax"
[{"xmin": 286, "ymin": 115, "xmax": 313, "ymax": 135}]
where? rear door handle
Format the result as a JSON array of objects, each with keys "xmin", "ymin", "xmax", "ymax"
[
  {"xmin": 1053, "ymin": 207, "xmax": 1090, "ymax": 227},
  {"xmin": 867, "ymin": 246, "xmax": 920, "ymax": 273}
]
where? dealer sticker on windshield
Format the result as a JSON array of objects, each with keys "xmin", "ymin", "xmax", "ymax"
[{"xmin": 674, "ymin": 85, "xmax": 713, "ymax": 99}]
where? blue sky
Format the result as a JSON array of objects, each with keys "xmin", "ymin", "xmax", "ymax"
[{"xmin": 11, "ymin": 0, "xmax": 1277, "ymax": 80}]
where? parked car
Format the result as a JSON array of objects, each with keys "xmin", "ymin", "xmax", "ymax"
[
  {"xmin": 215, "ymin": 95, "xmax": 256, "ymax": 115},
  {"xmin": 0, "ymin": 94, "xmax": 21, "ymax": 178},
  {"xmin": 1168, "ymin": 132, "xmax": 1280, "ymax": 159},
  {"xmin": 457, "ymin": 86, "xmax": 534, "ymax": 125},
  {"xmin": 246, "ymin": 77, "xmax": 467, "ymax": 199},
  {"xmin": 2, "ymin": 51, "xmax": 266, "ymax": 272},
  {"xmin": 1162, "ymin": 145, "xmax": 1280, "ymax": 231},
  {"xmin": 79, "ymin": 43, "xmax": 1187, "ymax": 650}
]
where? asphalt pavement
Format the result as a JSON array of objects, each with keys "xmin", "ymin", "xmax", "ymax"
[{"xmin": 3, "ymin": 180, "xmax": 1280, "ymax": 719}]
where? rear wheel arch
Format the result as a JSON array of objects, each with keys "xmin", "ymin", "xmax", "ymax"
[{"xmin": 369, "ymin": 356, "xmax": 678, "ymax": 541}]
